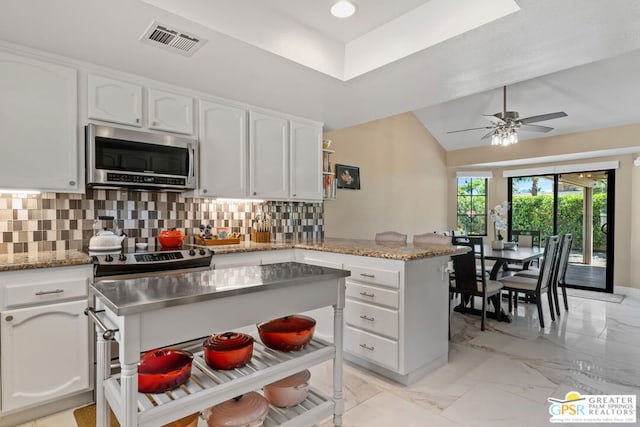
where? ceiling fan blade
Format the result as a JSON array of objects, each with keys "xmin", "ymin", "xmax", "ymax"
[
  {"xmin": 483, "ymin": 114, "xmax": 505, "ymax": 125},
  {"xmin": 481, "ymin": 129, "xmax": 496, "ymax": 140},
  {"xmin": 447, "ymin": 126, "xmax": 494, "ymax": 134},
  {"xmin": 519, "ymin": 111, "xmax": 567, "ymax": 124},
  {"xmin": 519, "ymin": 124, "xmax": 554, "ymax": 132}
]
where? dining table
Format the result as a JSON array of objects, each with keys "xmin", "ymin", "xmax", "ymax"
[{"xmin": 483, "ymin": 244, "xmax": 544, "ymax": 280}]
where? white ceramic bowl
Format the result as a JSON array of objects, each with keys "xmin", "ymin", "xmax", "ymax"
[
  {"xmin": 135, "ymin": 242, "xmax": 148, "ymax": 250},
  {"xmin": 264, "ymin": 370, "xmax": 310, "ymax": 407}
]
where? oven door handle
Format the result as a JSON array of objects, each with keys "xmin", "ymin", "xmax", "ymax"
[{"xmin": 84, "ymin": 307, "xmax": 118, "ymax": 341}]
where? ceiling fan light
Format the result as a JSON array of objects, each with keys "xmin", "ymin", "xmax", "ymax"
[
  {"xmin": 491, "ymin": 132, "xmax": 501, "ymax": 146},
  {"xmin": 509, "ymin": 130, "xmax": 518, "ymax": 144},
  {"xmin": 331, "ymin": 1, "xmax": 357, "ymax": 18}
]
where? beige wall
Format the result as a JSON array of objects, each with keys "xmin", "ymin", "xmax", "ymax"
[
  {"xmin": 447, "ymin": 125, "xmax": 640, "ymax": 289},
  {"xmin": 323, "ymin": 113, "xmax": 448, "ymax": 240}
]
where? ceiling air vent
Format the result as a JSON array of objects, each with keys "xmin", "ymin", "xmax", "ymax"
[{"xmin": 140, "ymin": 21, "xmax": 206, "ymax": 57}]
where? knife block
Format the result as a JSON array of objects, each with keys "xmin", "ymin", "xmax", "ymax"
[{"xmin": 252, "ymin": 230, "xmax": 271, "ymax": 243}]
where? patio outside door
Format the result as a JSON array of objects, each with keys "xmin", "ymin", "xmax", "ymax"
[{"xmin": 508, "ymin": 170, "xmax": 614, "ymax": 293}]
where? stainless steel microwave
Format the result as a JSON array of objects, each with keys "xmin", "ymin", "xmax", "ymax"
[{"xmin": 86, "ymin": 124, "xmax": 198, "ymax": 191}]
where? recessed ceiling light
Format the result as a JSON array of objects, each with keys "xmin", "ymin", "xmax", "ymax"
[{"xmin": 331, "ymin": 1, "xmax": 357, "ymax": 18}]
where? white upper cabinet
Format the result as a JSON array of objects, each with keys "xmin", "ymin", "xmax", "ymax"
[
  {"xmin": 87, "ymin": 74, "xmax": 142, "ymax": 127},
  {"xmin": 0, "ymin": 51, "xmax": 79, "ymax": 192},
  {"xmin": 249, "ymin": 111, "xmax": 289, "ymax": 200},
  {"xmin": 148, "ymin": 88, "xmax": 194, "ymax": 135},
  {"xmin": 196, "ymin": 100, "xmax": 248, "ymax": 198},
  {"xmin": 290, "ymin": 120, "xmax": 323, "ymax": 201}
]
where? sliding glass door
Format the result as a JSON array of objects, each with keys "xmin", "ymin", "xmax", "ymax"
[{"xmin": 508, "ymin": 170, "xmax": 614, "ymax": 293}]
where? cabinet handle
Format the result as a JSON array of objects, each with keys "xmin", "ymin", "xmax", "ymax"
[
  {"xmin": 152, "ymin": 121, "xmax": 157, "ymax": 126},
  {"xmin": 202, "ymin": 189, "xmax": 207, "ymax": 194},
  {"xmin": 359, "ymin": 315, "xmax": 375, "ymax": 321},
  {"xmin": 360, "ymin": 273, "xmax": 375, "ymax": 278},
  {"xmin": 292, "ymin": 194, "xmax": 297, "ymax": 197},
  {"xmin": 253, "ymin": 192, "xmax": 257, "ymax": 196},
  {"xmin": 69, "ymin": 180, "xmax": 76, "ymax": 186},
  {"xmin": 359, "ymin": 343, "xmax": 375, "ymax": 351},
  {"xmin": 35, "ymin": 289, "xmax": 64, "ymax": 296},
  {"xmin": 136, "ymin": 118, "xmax": 140, "ymax": 123},
  {"xmin": 5, "ymin": 315, "xmax": 13, "ymax": 322},
  {"xmin": 359, "ymin": 291, "xmax": 375, "ymax": 298}
]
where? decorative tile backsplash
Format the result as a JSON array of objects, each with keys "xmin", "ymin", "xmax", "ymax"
[{"xmin": 0, "ymin": 190, "xmax": 324, "ymax": 255}]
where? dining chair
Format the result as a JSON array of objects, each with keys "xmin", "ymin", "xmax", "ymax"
[
  {"xmin": 511, "ymin": 230, "xmax": 542, "ymax": 248},
  {"xmin": 450, "ymin": 236, "xmax": 503, "ymax": 331},
  {"xmin": 499, "ymin": 235, "xmax": 560, "ymax": 328},
  {"xmin": 508, "ymin": 229, "xmax": 542, "ymax": 270},
  {"xmin": 374, "ymin": 231, "xmax": 407, "ymax": 243},
  {"xmin": 517, "ymin": 233, "xmax": 573, "ymax": 315},
  {"xmin": 413, "ymin": 233, "xmax": 452, "ymax": 245}
]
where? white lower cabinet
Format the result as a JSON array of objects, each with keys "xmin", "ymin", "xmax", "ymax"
[
  {"xmin": 1, "ymin": 299, "xmax": 90, "ymax": 413},
  {"xmin": 298, "ymin": 249, "xmax": 450, "ymax": 385},
  {"xmin": 0, "ymin": 265, "xmax": 92, "ymax": 419},
  {"xmin": 344, "ymin": 326, "xmax": 399, "ymax": 370},
  {"xmin": 345, "ymin": 299, "xmax": 399, "ymax": 339}
]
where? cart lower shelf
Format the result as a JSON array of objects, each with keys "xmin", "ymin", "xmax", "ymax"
[{"xmin": 103, "ymin": 337, "xmax": 335, "ymax": 427}]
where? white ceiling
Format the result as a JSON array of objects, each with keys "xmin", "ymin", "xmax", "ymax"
[{"xmin": 1, "ymin": 0, "xmax": 640, "ymax": 153}]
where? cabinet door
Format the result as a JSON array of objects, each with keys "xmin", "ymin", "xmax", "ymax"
[
  {"xmin": 148, "ymin": 88, "xmax": 194, "ymax": 135},
  {"xmin": 88, "ymin": 74, "xmax": 142, "ymax": 126},
  {"xmin": 0, "ymin": 52, "xmax": 79, "ymax": 192},
  {"xmin": 290, "ymin": 121, "xmax": 322, "ymax": 201},
  {"xmin": 1, "ymin": 299, "xmax": 90, "ymax": 412},
  {"xmin": 249, "ymin": 111, "xmax": 289, "ymax": 199},
  {"xmin": 198, "ymin": 100, "xmax": 248, "ymax": 197}
]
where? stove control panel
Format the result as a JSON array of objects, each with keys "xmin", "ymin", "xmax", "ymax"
[{"xmin": 92, "ymin": 248, "xmax": 213, "ymax": 265}]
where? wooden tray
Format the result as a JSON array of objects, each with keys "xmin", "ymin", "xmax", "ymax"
[{"xmin": 194, "ymin": 236, "xmax": 241, "ymax": 246}]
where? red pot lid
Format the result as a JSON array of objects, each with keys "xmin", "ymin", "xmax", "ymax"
[
  {"xmin": 204, "ymin": 392, "xmax": 269, "ymax": 427},
  {"xmin": 204, "ymin": 332, "xmax": 254, "ymax": 351},
  {"xmin": 266, "ymin": 369, "xmax": 310, "ymax": 388},
  {"xmin": 257, "ymin": 315, "xmax": 316, "ymax": 333}
]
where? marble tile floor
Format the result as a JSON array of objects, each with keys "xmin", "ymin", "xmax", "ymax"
[{"xmin": 20, "ymin": 287, "xmax": 640, "ymax": 427}]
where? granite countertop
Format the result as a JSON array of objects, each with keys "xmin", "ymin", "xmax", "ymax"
[
  {"xmin": 0, "ymin": 237, "xmax": 468, "ymax": 272},
  {"xmin": 201, "ymin": 237, "xmax": 468, "ymax": 261},
  {"xmin": 91, "ymin": 261, "xmax": 350, "ymax": 315},
  {"xmin": 0, "ymin": 250, "xmax": 92, "ymax": 272}
]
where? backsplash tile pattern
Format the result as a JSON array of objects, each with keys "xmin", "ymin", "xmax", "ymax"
[{"xmin": 0, "ymin": 190, "xmax": 324, "ymax": 255}]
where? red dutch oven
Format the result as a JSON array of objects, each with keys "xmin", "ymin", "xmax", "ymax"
[
  {"xmin": 257, "ymin": 315, "xmax": 315, "ymax": 352},
  {"xmin": 203, "ymin": 332, "xmax": 254, "ymax": 370},
  {"xmin": 158, "ymin": 228, "xmax": 185, "ymax": 248},
  {"xmin": 137, "ymin": 348, "xmax": 193, "ymax": 393}
]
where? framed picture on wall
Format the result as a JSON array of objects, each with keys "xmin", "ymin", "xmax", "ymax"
[{"xmin": 336, "ymin": 164, "xmax": 360, "ymax": 190}]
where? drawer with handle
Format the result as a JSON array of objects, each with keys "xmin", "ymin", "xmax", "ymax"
[
  {"xmin": 346, "ymin": 281, "xmax": 399, "ymax": 309},
  {"xmin": 344, "ymin": 325, "xmax": 398, "ymax": 370},
  {"xmin": 345, "ymin": 299, "xmax": 399, "ymax": 339},
  {"xmin": 344, "ymin": 264, "xmax": 399, "ymax": 289},
  {"xmin": 4, "ymin": 279, "xmax": 88, "ymax": 308}
]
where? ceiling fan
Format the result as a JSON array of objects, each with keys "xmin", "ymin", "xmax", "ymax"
[{"xmin": 447, "ymin": 85, "xmax": 568, "ymax": 145}]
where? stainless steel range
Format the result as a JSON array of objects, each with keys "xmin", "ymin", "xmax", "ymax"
[{"xmin": 92, "ymin": 247, "xmax": 214, "ymax": 279}]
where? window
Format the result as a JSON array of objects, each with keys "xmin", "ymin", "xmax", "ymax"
[{"xmin": 457, "ymin": 177, "xmax": 487, "ymax": 235}]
